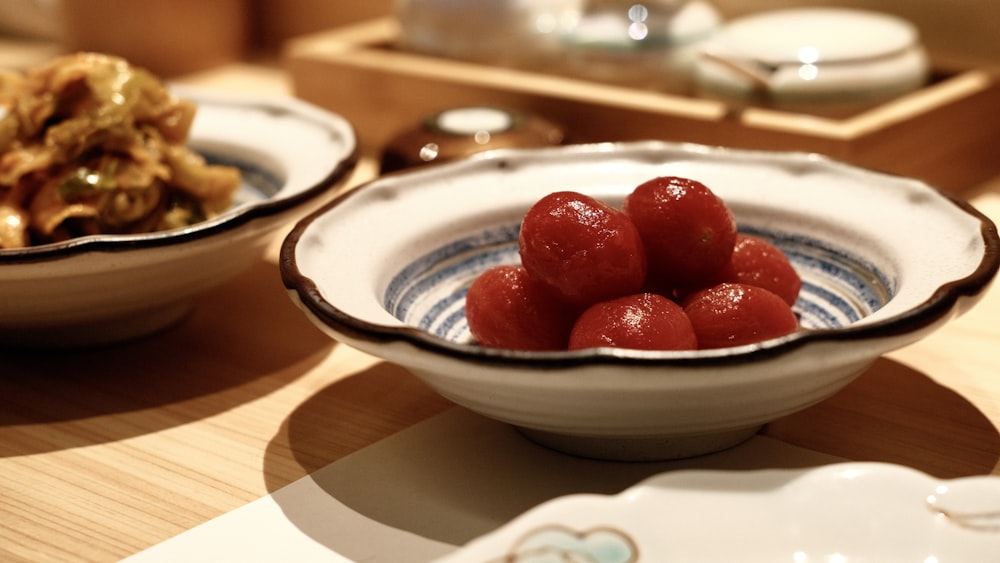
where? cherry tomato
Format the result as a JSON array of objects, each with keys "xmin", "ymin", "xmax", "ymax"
[
  {"xmin": 682, "ymin": 282, "xmax": 798, "ymax": 349},
  {"xmin": 518, "ymin": 191, "xmax": 647, "ymax": 306},
  {"xmin": 712, "ymin": 234, "xmax": 802, "ymax": 306},
  {"xmin": 465, "ymin": 265, "xmax": 577, "ymax": 351},
  {"xmin": 623, "ymin": 176, "xmax": 737, "ymax": 289},
  {"xmin": 568, "ymin": 293, "xmax": 697, "ymax": 351}
]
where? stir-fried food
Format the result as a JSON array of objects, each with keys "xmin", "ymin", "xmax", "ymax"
[{"xmin": 0, "ymin": 52, "xmax": 241, "ymax": 248}]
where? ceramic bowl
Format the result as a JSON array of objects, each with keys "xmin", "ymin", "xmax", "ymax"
[
  {"xmin": 380, "ymin": 106, "xmax": 565, "ymax": 173},
  {"xmin": 0, "ymin": 88, "xmax": 357, "ymax": 348},
  {"xmin": 281, "ymin": 141, "xmax": 998, "ymax": 461},
  {"xmin": 396, "ymin": 0, "xmax": 584, "ymax": 68},
  {"xmin": 693, "ymin": 7, "xmax": 929, "ymax": 106},
  {"xmin": 559, "ymin": 0, "xmax": 722, "ymax": 91}
]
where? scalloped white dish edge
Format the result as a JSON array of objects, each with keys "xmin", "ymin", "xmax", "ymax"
[{"xmin": 436, "ymin": 462, "xmax": 1000, "ymax": 562}]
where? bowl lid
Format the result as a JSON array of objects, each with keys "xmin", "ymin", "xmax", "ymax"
[{"xmin": 705, "ymin": 7, "xmax": 920, "ymax": 65}]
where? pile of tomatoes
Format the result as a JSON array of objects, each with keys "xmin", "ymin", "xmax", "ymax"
[{"xmin": 465, "ymin": 176, "xmax": 802, "ymax": 351}]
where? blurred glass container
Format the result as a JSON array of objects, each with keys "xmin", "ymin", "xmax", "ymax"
[
  {"xmin": 380, "ymin": 106, "xmax": 565, "ymax": 173},
  {"xmin": 693, "ymin": 7, "xmax": 929, "ymax": 109},
  {"xmin": 395, "ymin": 0, "xmax": 584, "ymax": 70},
  {"xmin": 560, "ymin": 0, "xmax": 722, "ymax": 93}
]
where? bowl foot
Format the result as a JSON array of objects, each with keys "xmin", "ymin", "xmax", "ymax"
[
  {"xmin": 517, "ymin": 425, "xmax": 762, "ymax": 461},
  {"xmin": 0, "ymin": 299, "xmax": 196, "ymax": 349}
]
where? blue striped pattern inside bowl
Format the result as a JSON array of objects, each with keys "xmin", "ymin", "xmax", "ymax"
[{"xmin": 384, "ymin": 221, "xmax": 893, "ymax": 345}]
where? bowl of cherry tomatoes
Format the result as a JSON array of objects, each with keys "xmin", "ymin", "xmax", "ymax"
[{"xmin": 281, "ymin": 141, "xmax": 998, "ymax": 461}]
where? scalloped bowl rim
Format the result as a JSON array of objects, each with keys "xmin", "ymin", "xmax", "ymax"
[{"xmin": 282, "ymin": 141, "xmax": 999, "ymax": 368}]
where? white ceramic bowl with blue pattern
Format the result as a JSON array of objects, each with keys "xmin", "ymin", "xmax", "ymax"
[
  {"xmin": 0, "ymin": 88, "xmax": 357, "ymax": 348},
  {"xmin": 281, "ymin": 141, "xmax": 998, "ymax": 461}
]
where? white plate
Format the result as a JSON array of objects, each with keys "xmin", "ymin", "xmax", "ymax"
[
  {"xmin": 694, "ymin": 8, "xmax": 928, "ymax": 102},
  {"xmin": 437, "ymin": 463, "xmax": 1000, "ymax": 562}
]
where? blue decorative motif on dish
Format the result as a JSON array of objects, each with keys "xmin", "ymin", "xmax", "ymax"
[
  {"xmin": 493, "ymin": 525, "xmax": 639, "ymax": 563},
  {"xmin": 384, "ymin": 221, "xmax": 894, "ymax": 343},
  {"xmin": 203, "ymin": 151, "xmax": 283, "ymax": 203}
]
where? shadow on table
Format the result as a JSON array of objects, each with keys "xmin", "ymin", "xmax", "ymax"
[
  {"xmin": 0, "ymin": 258, "xmax": 333, "ymax": 456},
  {"xmin": 764, "ymin": 357, "xmax": 1000, "ymax": 479},
  {"xmin": 264, "ymin": 356, "xmax": 1000, "ymax": 559},
  {"xmin": 263, "ymin": 360, "xmax": 453, "ymax": 485}
]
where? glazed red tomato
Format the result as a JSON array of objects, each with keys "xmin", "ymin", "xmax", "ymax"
[
  {"xmin": 518, "ymin": 191, "xmax": 647, "ymax": 306},
  {"xmin": 710, "ymin": 234, "xmax": 802, "ymax": 306},
  {"xmin": 466, "ymin": 177, "xmax": 804, "ymax": 352},
  {"xmin": 682, "ymin": 283, "xmax": 798, "ymax": 349},
  {"xmin": 465, "ymin": 265, "xmax": 578, "ymax": 351},
  {"xmin": 568, "ymin": 293, "xmax": 697, "ymax": 351},
  {"xmin": 623, "ymin": 176, "xmax": 737, "ymax": 289}
]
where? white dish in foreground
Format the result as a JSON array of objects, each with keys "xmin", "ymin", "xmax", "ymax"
[{"xmin": 437, "ymin": 463, "xmax": 1000, "ymax": 562}]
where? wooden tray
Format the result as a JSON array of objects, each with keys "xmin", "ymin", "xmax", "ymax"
[{"xmin": 284, "ymin": 17, "xmax": 1000, "ymax": 193}]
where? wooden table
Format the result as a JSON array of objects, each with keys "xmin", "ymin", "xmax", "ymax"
[{"xmin": 2, "ymin": 60, "xmax": 1000, "ymax": 563}]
